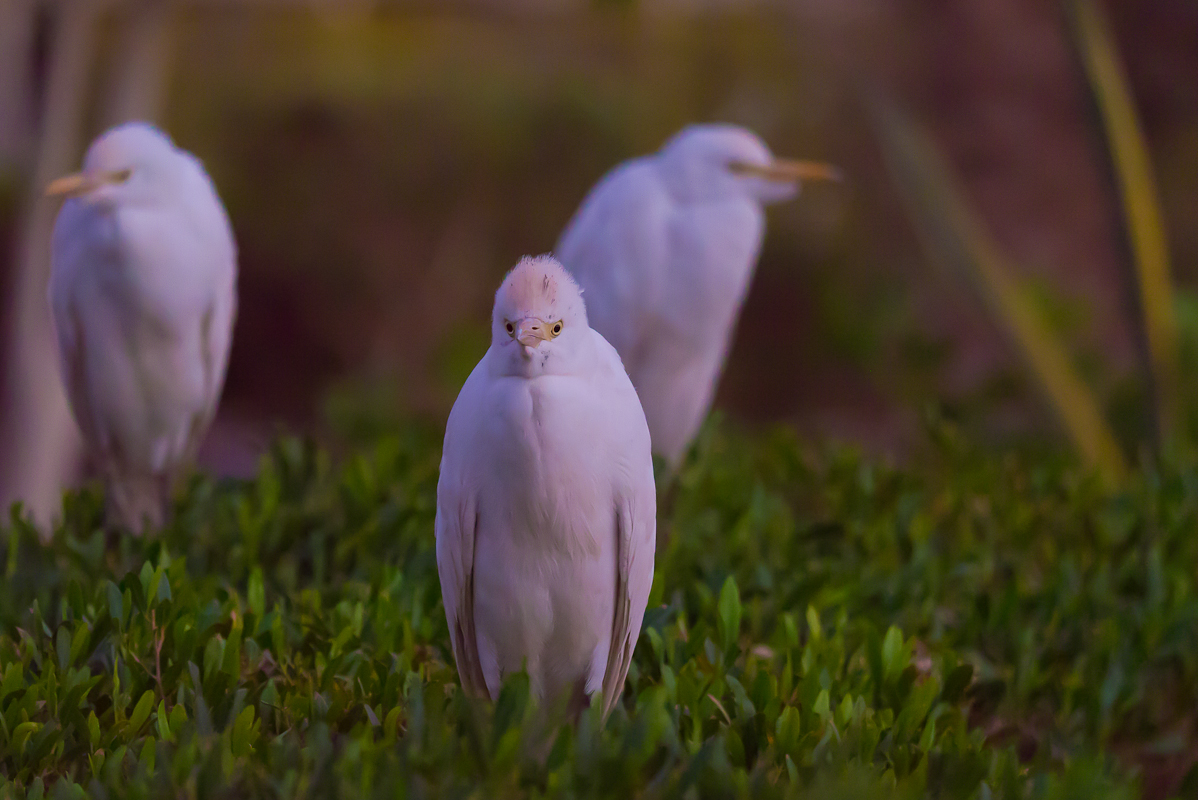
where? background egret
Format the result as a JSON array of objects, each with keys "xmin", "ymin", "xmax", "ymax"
[
  {"xmin": 436, "ymin": 255, "xmax": 655, "ymax": 717},
  {"xmin": 47, "ymin": 121, "xmax": 237, "ymax": 533},
  {"xmin": 555, "ymin": 124, "xmax": 839, "ymax": 464}
]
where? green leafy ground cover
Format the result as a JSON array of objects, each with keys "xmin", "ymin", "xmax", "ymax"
[{"xmin": 1, "ymin": 418, "xmax": 1196, "ymax": 798}]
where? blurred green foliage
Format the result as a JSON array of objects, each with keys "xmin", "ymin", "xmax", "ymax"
[{"xmin": 2, "ymin": 415, "xmax": 1197, "ymax": 796}]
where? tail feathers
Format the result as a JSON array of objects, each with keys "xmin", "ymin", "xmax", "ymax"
[
  {"xmin": 520, "ymin": 677, "xmax": 591, "ymax": 765},
  {"xmin": 567, "ymin": 676, "xmax": 593, "ymax": 722},
  {"xmin": 105, "ymin": 472, "xmax": 171, "ymax": 535}
]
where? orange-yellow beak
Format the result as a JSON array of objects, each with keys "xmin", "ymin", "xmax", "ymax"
[
  {"xmin": 728, "ymin": 158, "xmax": 843, "ymax": 183},
  {"xmin": 514, "ymin": 317, "xmax": 554, "ymax": 348},
  {"xmin": 45, "ymin": 169, "xmax": 131, "ymax": 198}
]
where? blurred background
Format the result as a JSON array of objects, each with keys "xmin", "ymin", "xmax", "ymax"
[{"xmin": 1, "ymin": 0, "xmax": 1196, "ymax": 522}]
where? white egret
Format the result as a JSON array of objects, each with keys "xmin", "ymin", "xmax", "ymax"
[
  {"xmin": 556, "ymin": 123, "xmax": 840, "ymax": 464},
  {"xmin": 436, "ymin": 255, "xmax": 656, "ymax": 718},
  {"xmin": 46, "ymin": 121, "xmax": 237, "ymax": 533}
]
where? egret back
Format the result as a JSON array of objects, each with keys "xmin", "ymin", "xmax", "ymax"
[
  {"xmin": 556, "ymin": 155, "xmax": 766, "ymax": 463},
  {"xmin": 556, "ymin": 158, "xmax": 670, "ymax": 362}
]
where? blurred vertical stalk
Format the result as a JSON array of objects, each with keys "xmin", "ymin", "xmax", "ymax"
[
  {"xmin": 0, "ymin": 0, "xmax": 100, "ymax": 529},
  {"xmin": 872, "ymin": 98, "xmax": 1127, "ymax": 487},
  {"xmin": 1065, "ymin": 0, "xmax": 1179, "ymax": 449},
  {"xmin": 0, "ymin": 0, "xmax": 38, "ymax": 174},
  {"xmin": 102, "ymin": 0, "xmax": 175, "ymax": 130}
]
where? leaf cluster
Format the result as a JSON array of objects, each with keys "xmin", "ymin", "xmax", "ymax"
[{"xmin": 1, "ymin": 421, "xmax": 1194, "ymax": 798}]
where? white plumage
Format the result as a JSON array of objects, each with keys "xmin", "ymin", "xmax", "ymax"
[
  {"xmin": 47, "ymin": 121, "xmax": 237, "ymax": 533},
  {"xmin": 436, "ymin": 255, "xmax": 656, "ymax": 718},
  {"xmin": 556, "ymin": 123, "xmax": 838, "ymax": 464}
]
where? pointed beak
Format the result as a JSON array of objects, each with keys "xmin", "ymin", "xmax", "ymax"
[
  {"xmin": 514, "ymin": 317, "xmax": 553, "ymax": 348},
  {"xmin": 45, "ymin": 169, "xmax": 131, "ymax": 198},
  {"xmin": 729, "ymin": 158, "xmax": 843, "ymax": 183}
]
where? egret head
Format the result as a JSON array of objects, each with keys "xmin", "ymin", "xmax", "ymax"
[
  {"xmin": 45, "ymin": 122, "xmax": 183, "ymax": 207},
  {"xmin": 491, "ymin": 255, "xmax": 591, "ymax": 378},
  {"xmin": 657, "ymin": 124, "xmax": 840, "ymax": 205}
]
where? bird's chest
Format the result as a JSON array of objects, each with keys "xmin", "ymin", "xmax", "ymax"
[
  {"xmin": 664, "ymin": 202, "xmax": 764, "ymax": 339},
  {"xmin": 482, "ymin": 379, "xmax": 613, "ymax": 558},
  {"xmin": 92, "ymin": 207, "xmax": 215, "ymax": 336}
]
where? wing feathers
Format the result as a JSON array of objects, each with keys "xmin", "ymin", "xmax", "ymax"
[
  {"xmin": 600, "ymin": 490, "xmax": 655, "ymax": 717},
  {"xmin": 438, "ymin": 491, "xmax": 489, "ymax": 698}
]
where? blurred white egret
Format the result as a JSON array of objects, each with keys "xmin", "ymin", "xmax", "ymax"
[
  {"xmin": 46, "ymin": 121, "xmax": 237, "ymax": 533},
  {"xmin": 556, "ymin": 123, "xmax": 840, "ymax": 465},
  {"xmin": 436, "ymin": 255, "xmax": 655, "ymax": 718}
]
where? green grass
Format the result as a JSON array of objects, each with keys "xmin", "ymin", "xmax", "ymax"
[{"xmin": 1, "ymin": 416, "xmax": 1196, "ymax": 798}]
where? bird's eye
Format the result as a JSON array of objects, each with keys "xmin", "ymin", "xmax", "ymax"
[
  {"xmin": 504, "ymin": 321, "xmax": 515, "ymax": 336},
  {"xmin": 551, "ymin": 321, "xmax": 563, "ymax": 337}
]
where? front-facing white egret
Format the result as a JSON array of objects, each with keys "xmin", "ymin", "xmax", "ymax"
[
  {"xmin": 47, "ymin": 121, "xmax": 237, "ymax": 533},
  {"xmin": 556, "ymin": 123, "xmax": 840, "ymax": 465},
  {"xmin": 436, "ymin": 255, "xmax": 655, "ymax": 718}
]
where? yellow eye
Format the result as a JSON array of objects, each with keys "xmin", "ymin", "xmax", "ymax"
[
  {"xmin": 504, "ymin": 321, "xmax": 515, "ymax": 336},
  {"xmin": 551, "ymin": 321, "xmax": 563, "ymax": 337}
]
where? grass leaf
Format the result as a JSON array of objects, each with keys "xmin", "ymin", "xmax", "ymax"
[
  {"xmin": 871, "ymin": 96, "xmax": 1127, "ymax": 486},
  {"xmin": 1065, "ymin": 0, "xmax": 1179, "ymax": 442}
]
